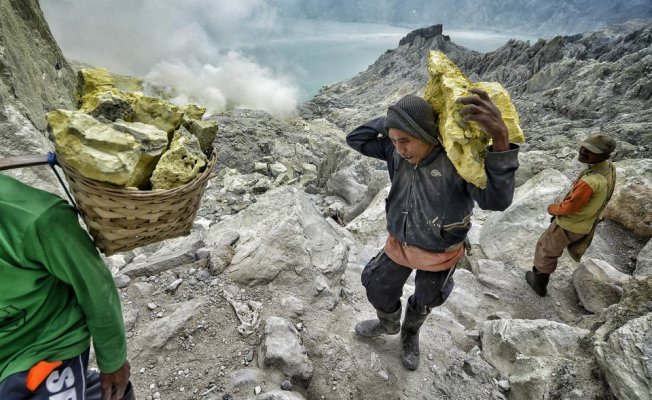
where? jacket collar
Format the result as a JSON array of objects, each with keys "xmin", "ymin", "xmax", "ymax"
[{"xmin": 417, "ymin": 144, "xmax": 443, "ymax": 167}]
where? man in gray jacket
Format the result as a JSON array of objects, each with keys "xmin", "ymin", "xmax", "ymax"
[{"xmin": 346, "ymin": 90, "xmax": 519, "ymax": 370}]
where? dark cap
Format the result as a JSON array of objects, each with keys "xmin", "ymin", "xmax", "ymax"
[
  {"xmin": 580, "ymin": 134, "xmax": 616, "ymax": 154},
  {"xmin": 385, "ymin": 95, "xmax": 438, "ymax": 145}
]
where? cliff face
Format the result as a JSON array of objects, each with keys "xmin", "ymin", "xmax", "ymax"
[
  {"xmin": 304, "ymin": 20, "xmax": 652, "ymax": 160},
  {"xmin": 0, "ymin": 0, "xmax": 76, "ymax": 130},
  {"xmin": 0, "ymin": 0, "xmax": 76, "ymax": 189}
]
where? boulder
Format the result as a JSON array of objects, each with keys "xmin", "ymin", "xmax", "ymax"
[
  {"xmin": 481, "ymin": 318, "xmax": 599, "ymax": 400},
  {"xmin": 592, "ymin": 276, "xmax": 652, "ymax": 400},
  {"xmin": 572, "ymin": 258, "xmax": 631, "ymax": 313},
  {"xmin": 345, "ymin": 184, "xmax": 390, "ymax": 249},
  {"xmin": 603, "ymin": 159, "xmax": 652, "ymax": 237},
  {"xmin": 479, "ymin": 169, "xmax": 569, "ymax": 266},
  {"xmin": 205, "ymin": 187, "xmax": 348, "ymax": 310},
  {"xmin": 635, "ymin": 239, "xmax": 652, "ymax": 277}
]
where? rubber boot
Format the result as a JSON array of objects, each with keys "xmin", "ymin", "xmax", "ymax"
[
  {"xmin": 355, "ymin": 304, "xmax": 401, "ymax": 338},
  {"xmin": 400, "ymin": 304, "xmax": 430, "ymax": 370},
  {"xmin": 121, "ymin": 381, "xmax": 136, "ymax": 400},
  {"xmin": 525, "ymin": 266, "xmax": 550, "ymax": 297}
]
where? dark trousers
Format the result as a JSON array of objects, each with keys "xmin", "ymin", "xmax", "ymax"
[
  {"xmin": 0, "ymin": 349, "xmax": 102, "ymax": 400},
  {"xmin": 361, "ymin": 250, "xmax": 456, "ymax": 314}
]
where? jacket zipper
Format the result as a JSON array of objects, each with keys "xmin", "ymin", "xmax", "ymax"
[{"xmin": 402, "ymin": 163, "xmax": 418, "ymax": 245}]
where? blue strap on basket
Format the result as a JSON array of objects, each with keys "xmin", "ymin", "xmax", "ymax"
[{"xmin": 47, "ymin": 152, "xmax": 80, "ymax": 214}]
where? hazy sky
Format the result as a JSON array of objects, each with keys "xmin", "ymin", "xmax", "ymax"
[{"xmin": 41, "ymin": 0, "xmax": 301, "ymax": 116}]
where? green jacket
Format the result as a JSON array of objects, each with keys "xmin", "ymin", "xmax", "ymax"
[
  {"xmin": 556, "ymin": 160, "xmax": 616, "ymax": 234},
  {"xmin": 0, "ymin": 174, "xmax": 127, "ymax": 381}
]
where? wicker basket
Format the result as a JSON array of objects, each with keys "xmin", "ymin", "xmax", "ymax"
[{"xmin": 58, "ymin": 150, "xmax": 217, "ymax": 256}]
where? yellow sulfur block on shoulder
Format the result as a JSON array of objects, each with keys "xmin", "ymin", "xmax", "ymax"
[{"xmin": 424, "ymin": 51, "xmax": 525, "ymax": 188}]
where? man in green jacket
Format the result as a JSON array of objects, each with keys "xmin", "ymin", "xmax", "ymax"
[
  {"xmin": 527, "ymin": 134, "xmax": 617, "ymax": 296},
  {"xmin": 0, "ymin": 174, "xmax": 133, "ymax": 399}
]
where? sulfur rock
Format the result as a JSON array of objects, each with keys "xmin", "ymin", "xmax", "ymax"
[
  {"xmin": 183, "ymin": 118, "xmax": 218, "ymax": 154},
  {"xmin": 76, "ymin": 68, "xmax": 139, "ymax": 122},
  {"xmin": 131, "ymin": 93, "xmax": 184, "ymax": 135},
  {"xmin": 150, "ymin": 127, "xmax": 208, "ymax": 190},
  {"xmin": 179, "ymin": 104, "xmax": 206, "ymax": 120},
  {"xmin": 47, "ymin": 109, "xmax": 140, "ymax": 186},
  {"xmin": 74, "ymin": 67, "xmax": 116, "ymax": 108},
  {"xmin": 112, "ymin": 121, "xmax": 169, "ymax": 188},
  {"xmin": 424, "ymin": 51, "xmax": 525, "ymax": 188}
]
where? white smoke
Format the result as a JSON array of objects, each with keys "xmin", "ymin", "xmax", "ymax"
[
  {"xmin": 145, "ymin": 54, "xmax": 299, "ymax": 117},
  {"xmin": 40, "ymin": 0, "xmax": 299, "ymax": 117}
]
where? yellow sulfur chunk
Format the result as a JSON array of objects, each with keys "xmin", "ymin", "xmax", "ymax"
[{"xmin": 424, "ymin": 51, "xmax": 525, "ymax": 188}]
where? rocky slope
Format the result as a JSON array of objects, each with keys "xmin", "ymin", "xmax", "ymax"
[{"xmin": 1, "ymin": 1, "xmax": 651, "ymax": 399}]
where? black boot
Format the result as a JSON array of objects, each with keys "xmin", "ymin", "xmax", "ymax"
[
  {"xmin": 121, "ymin": 381, "xmax": 136, "ymax": 400},
  {"xmin": 355, "ymin": 304, "xmax": 401, "ymax": 338},
  {"xmin": 525, "ymin": 266, "xmax": 550, "ymax": 297},
  {"xmin": 400, "ymin": 304, "xmax": 430, "ymax": 370}
]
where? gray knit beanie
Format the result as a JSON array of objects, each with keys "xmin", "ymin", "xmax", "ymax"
[{"xmin": 385, "ymin": 94, "xmax": 439, "ymax": 145}]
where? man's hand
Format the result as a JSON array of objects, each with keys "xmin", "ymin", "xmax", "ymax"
[
  {"xmin": 101, "ymin": 360, "xmax": 130, "ymax": 400},
  {"xmin": 457, "ymin": 88, "xmax": 509, "ymax": 152}
]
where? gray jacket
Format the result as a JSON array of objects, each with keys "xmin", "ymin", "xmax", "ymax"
[{"xmin": 347, "ymin": 117, "xmax": 519, "ymax": 252}]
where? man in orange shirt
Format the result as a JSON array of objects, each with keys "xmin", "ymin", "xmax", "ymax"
[{"xmin": 527, "ymin": 134, "xmax": 617, "ymax": 296}]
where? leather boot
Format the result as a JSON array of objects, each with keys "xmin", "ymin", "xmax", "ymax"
[
  {"xmin": 355, "ymin": 304, "xmax": 401, "ymax": 338},
  {"xmin": 400, "ymin": 304, "xmax": 430, "ymax": 370},
  {"xmin": 525, "ymin": 266, "xmax": 550, "ymax": 297}
]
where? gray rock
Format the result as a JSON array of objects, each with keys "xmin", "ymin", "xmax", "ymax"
[
  {"xmin": 206, "ymin": 188, "xmax": 347, "ymax": 310},
  {"xmin": 137, "ymin": 299, "xmax": 203, "ymax": 350},
  {"xmin": 280, "ymin": 296, "xmax": 306, "ymax": 317},
  {"xmin": 208, "ymin": 244, "xmax": 234, "ymax": 275},
  {"xmin": 126, "ymin": 282, "xmax": 154, "ymax": 299},
  {"xmin": 572, "ymin": 258, "xmax": 631, "ymax": 313},
  {"xmin": 256, "ymin": 390, "xmax": 306, "ymax": 400},
  {"xmin": 122, "ymin": 238, "xmax": 204, "ymax": 277},
  {"xmin": 164, "ymin": 278, "xmax": 183, "ymax": 294},
  {"xmin": 113, "ymin": 273, "xmax": 131, "ymax": 288},
  {"xmin": 636, "ymin": 239, "xmax": 652, "ymax": 277},
  {"xmin": 259, "ymin": 316, "xmax": 313, "ymax": 388},
  {"xmin": 481, "ymin": 318, "xmax": 599, "ymax": 400},
  {"xmin": 479, "ymin": 169, "xmax": 569, "ymax": 267},
  {"xmin": 592, "ymin": 276, "xmax": 652, "ymax": 400},
  {"xmin": 603, "ymin": 159, "xmax": 652, "ymax": 237},
  {"xmin": 594, "ymin": 313, "xmax": 652, "ymax": 400},
  {"xmin": 230, "ymin": 368, "xmax": 265, "ymax": 389}
]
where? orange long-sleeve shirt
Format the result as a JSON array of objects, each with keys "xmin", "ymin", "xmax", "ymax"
[{"xmin": 548, "ymin": 180, "xmax": 594, "ymax": 216}]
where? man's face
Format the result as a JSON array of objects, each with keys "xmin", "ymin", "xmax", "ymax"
[
  {"xmin": 388, "ymin": 128, "xmax": 434, "ymax": 165},
  {"xmin": 578, "ymin": 146, "xmax": 606, "ymax": 164}
]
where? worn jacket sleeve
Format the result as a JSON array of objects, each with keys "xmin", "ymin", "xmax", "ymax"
[
  {"xmin": 467, "ymin": 144, "xmax": 520, "ymax": 211},
  {"xmin": 27, "ymin": 201, "xmax": 127, "ymax": 373},
  {"xmin": 346, "ymin": 117, "xmax": 394, "ymax": 162}
]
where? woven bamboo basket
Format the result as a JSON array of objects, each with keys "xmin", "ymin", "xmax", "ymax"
[{"xmin": 58, "ymin": 150, "xmax": 217, "ymax": 256}]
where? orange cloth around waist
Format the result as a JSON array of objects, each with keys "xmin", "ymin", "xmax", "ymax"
[
  {"xmin": 384, "ymin": 235, "xmax": 465, "ymax": 272},
  {"xmin": 26, "ymin": 360, "xmax": 63, "ymax": 391}
]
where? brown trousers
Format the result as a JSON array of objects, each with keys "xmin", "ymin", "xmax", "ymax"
[{"xmin": 534, "ymin": 220, "xmax": 585, "ymax": 273}]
